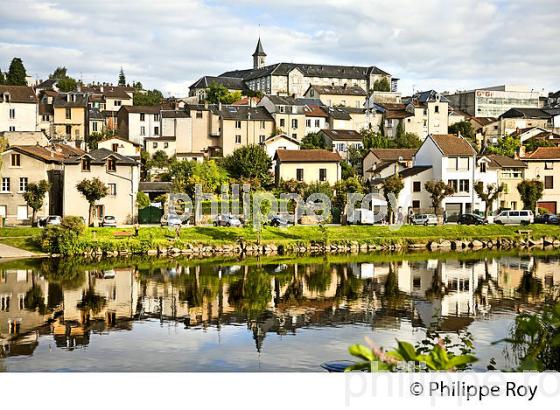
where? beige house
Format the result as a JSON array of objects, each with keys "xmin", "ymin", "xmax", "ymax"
[
  {"xmin": 0, "ymin": 131, "xmax": 49, "ymax": 147},
  {"xmin": 304, "ymin": 84, "xmax": 367, "ymax": 108},
  {"xmin": 520, "ymin": 147, "xmax": 560, "ymax": 213},
  {"xmin": 483, "ymin": 154, "xmax": 526, "ymax": 211},
  {"xmin": 53, "ymin": 93, "xmax": 88, "ymax": 143},
  {"xmin": 145, "ymin": 136, "xmax": 176, "ymax": 158},
  {"xmin": 469, "ymin": 116, "xmax": 500, "ymax": 145},
  {"xmin": 262, "ymin": 133, "xmax": 300, "ymax": 159},
  {"xmin": 97, "ymin": 136, "xmax": 142, "ymax": 158},
  {"xmin": 274, "ymin": 149, "xmax": 341, "ymax": 185},
  {"xmin": 186, "ymin": 104, "xmax": 222, "ymax": 157},
  {"xmin": 258, "ymin": 95, "xmax": 306, "ymax": 141},
  {"xmin": 320, "ymin": 129, "xmax": 363, "ymax": 159},
  {"xmin": 499, "ymin": 108, "xmax": 553, "ymax": 135},
  {"xmin": 362, "ymin": 148, "xmax": 416, "ymax": 181}
]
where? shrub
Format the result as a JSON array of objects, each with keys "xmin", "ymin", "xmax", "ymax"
[{"xmin": 61, "ymin": 216, "xmax": 86, "ymax": 235}]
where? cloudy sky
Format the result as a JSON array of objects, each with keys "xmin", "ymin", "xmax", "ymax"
[{"xmin": 0, "ymin": 0, "xmax": 558, "ymax": 97}]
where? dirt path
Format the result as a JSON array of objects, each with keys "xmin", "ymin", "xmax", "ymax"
[{"xmin": 0, "ymin": 243, "xmax": 41, "ymax": 258}]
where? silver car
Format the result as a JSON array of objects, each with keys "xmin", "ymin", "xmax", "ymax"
[
  {"xmin": 412, "ymin": 214, "xmax": 438, "ymax": 226},
  {"xmin": 100, "ymin": 215, "xmax": 117, "ymax": 227},
  {"xmin": 213, "ymin": 214, "xmax": 242, "ymax": 227}
]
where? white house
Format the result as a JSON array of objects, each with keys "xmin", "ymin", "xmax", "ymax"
[
  {"xmin": 320, "ymin": 129, "xmax": 363, "ymax": 159},
  {"xmin": 303, "ymin": 104, "xmax": 329, "ymax": 134},
  {"xmin": 262, "ymin": 133, "xmax": 300, "ymax": 159},
  {"xmin": 97, "ymin": 136, "xmax": 142, "ymax": 159},
  {"xmin": 0, "ymin": 85, "xmax": 38, "ymax": 132},
  {"xmin": 117, "ymin": 105, "xmax": 161, "ymax": 146}
]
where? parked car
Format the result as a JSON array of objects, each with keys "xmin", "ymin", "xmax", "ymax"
[
  {"xmin": 43, "ymin": 215, "xmax": 62, "ymax": 226},
  {"xmin": 535, "ymin": 213, "xmax": 559, "ymax": 224},
  {"xmin": 100, "ymin": 215, "xmax": 117, "ymax": 227},
  {"xmin": 160, "ymin": 214, "xmax": 186, "ymax": 227},
  {"xmin": 457, "ymin": 213, "xmax": 487, "ymax": 225},
  {"xmin": 411, "ymin": 214, "xmax": 438, "ymax": 226},
  {"xmin": 269, "ymin": 215, "xmax": 290, "ymax": 227},
  {"xmin": 213, "ymin": 214, "xmax": 242, "ymax": 227},
  {"xmin": 494, "ymin": 210, "xmax": 534, "ymax": 225}
]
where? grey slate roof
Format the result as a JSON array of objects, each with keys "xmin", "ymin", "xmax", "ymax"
[
  {"xmin": 500, "ymin": 108, "xmax": 552, "ymax": 119},
  {"xmin": 53, "ymin": 93, "xmax": 88, "ymax": 107},
  {"xmin": 216, "ymin": 105, "xmax": 273, "ymax": 121},
  {"xmin": 321, "ymin": 129, "xmax": 362, "ymax": 141},
  {"xmin": 308, "ymin": 84, "xmax": 367, "ymax": 96},
  {"xmin": 139, "ymin": 181, "xmax": 173, "ymax": 193},
  {"xmin": 324, "ymin": 106, "xmax": 352, "ymax": 120},
  {"xmin": 398, "ymin": 165, "xmax": 432, "ymax": 178},
  {"xmin": 189, "ymin": 76, "xmax": 248, "ymax": 91},
  {"xmin": 253, "ymin": 38, "xmax": 266, "ymax": 57},
  {"xmin": 66, "ymin": 148, "xmax": 138, "ymax": 165}
]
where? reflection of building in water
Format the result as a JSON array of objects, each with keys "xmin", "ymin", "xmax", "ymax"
[{"xmin": 498, "ymin": 256, "xmax": 560, "ymax": 300}]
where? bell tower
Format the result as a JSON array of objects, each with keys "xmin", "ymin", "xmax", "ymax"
[{"xmin": 252, "ymin": 37, "xmax": 266, "ymax": 69}]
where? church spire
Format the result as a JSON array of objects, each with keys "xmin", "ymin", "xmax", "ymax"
[{"xmin": 252, "ymin": 37, "xmax": 266, "ymax": 69}]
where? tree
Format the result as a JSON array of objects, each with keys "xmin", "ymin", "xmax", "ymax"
[
  {"xmin": 6, "ymin": 57, "xmax": 27, "ymax": 85},
  {"xmin": 133, "ymin": 89, "xmax": 163, "ymax": 106},
  {"xmin": 0, "ymin": 68, "xmax": 5, "ymax": 85},
  {"xmin": 449, "ymin": 120, "xmax": 475, "ymax": 142},
  {"xmin": 372, "ymin": 77, "xmax": 391, "ymax": 92},
  {"xmin": 301, "ymin": 132, "xmax": 326, "ymax": 149},
  {"xmin": 23, "ymin": 180, "xmax": 49, "ymax": 226},
  {"xmin": 424, "ymin": 180, "xmax": 455, "ymax": 218},
  {"xmin": 205, "ymin": 82, "xmax": 242, "ymax": 104},
  {"xmin": 76, "ymin": 178, "xmax": 109, "ymax": 226},
  {"xmin": 486, "ymin": 134, "xmax": 520, "ymax": 157},
  {"xmin": 474, "ymin": 182, "xmax": 504, "ymax": 217},
  {"xmin": 118, "ymin": 68, "xmax": 126, "ymax": 86},
  {"xmin": 525, "ymin": 138, "xmax": 554, "ymax": 153},
  {"xmin": 222, "ymin": 145, "xmax": 272, "ymax": 185},
  {"xmin": 150, "ymin": 150, "xmax": 169, "ymax": 169},
  {"xmin": 132, "ymin": 81, "xmax": 143, "ymax": 90},
  {"xmin": 517, "ymin": 180, "xmax": 544, "ymax": 212},
  {"xmin": 361, "ymin": 129, "xmax": 394, "ymax": 149},
  {"xmin": 182, "ymin": 160, "xmax": 229, "ymax": 196},
  {"xmin": 334, "ymin": 176, "xmax": 364, "ymax": 219},
  {"xmin": 85, "ymin": 131, "xmax": 106, "ymax": 150},
  {"xmin": 395, "ymin": 131, "xmax": 422, "ymax": 149},
  {"xmin": 381, "ymin": 174, "xmax": 404, "ymax": 223},
  {"xmin": 50, "ymin": 67, "xmax": 68, "ymax": 80},
  {"xmin": 57, "ymin": 76, "xmax": 77, "ymax": 92},
  {"xmin": 136, "ymin": 191, "xmax": 150, "ymax": 209},
  {"xmin": 165, "ymin": 159, "xmax": 195, "ymax": 193}
]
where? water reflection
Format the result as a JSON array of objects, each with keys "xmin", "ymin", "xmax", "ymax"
[{"xmin": 0, "ymin": 253, "xmax": 558, "ymax": 371}]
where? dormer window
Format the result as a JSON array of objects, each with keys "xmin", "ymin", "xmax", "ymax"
[
  {"xmin": 107, "ymin": 158, "xmax": 116, "ymax": 172},
  {"xmin": 81, "ymin": 158, "xmax": 91, "ymax": 171}
]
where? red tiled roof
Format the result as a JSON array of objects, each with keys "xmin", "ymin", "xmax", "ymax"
[
  {"xmin": 430, "ymin": 134, "xmax": 477, "ymax": 156},
  {"xmin": 524, "ymin": 147, "xmax": 560, "ymax": 160},
  {"xmin": 0, "ymin": 85, "xmax": 37, "ymax": 103},
  {"xmin": 275, "ymin": 149, "xmax": 341, "ymax": 162},
  {"xmin": 304, "ymin": 105, "xmax": 329, "ymax": 117},
  {"xmin": 370, "ymin": 148, "xmax": 417, "ymax": 161}
]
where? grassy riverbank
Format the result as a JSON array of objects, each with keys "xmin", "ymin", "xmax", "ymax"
[{"xmin": 4, "ymin": 224, "xmax": 560, "ymax": 255}]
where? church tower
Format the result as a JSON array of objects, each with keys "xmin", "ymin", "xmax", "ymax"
[{"xmin": 252, "ymin": 37, "xmax": 266, "ymax": 69}]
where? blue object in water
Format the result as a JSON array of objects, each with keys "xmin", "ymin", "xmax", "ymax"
[{"xmin": 320, "ymin": 360, "xmax": 355, "ymax": 372}]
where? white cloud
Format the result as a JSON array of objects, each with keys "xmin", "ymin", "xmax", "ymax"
[{"xmin": 0, "ymin": 0, "xmax": 558, "ymax": 97}]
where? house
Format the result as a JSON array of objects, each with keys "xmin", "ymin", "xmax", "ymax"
[
  {"xmin": 376, "ymin": 103, "xmax": 413, "ymax": 138},
  {"xmin": 482, "ymin": 154, "xmax": 526, "ymax": 211},
  {"xmin": 117, "ymin": 105, "xmax": 161, "ymax": 145},
  {"xmin": 185, "ymin": 103, "xmax": 222, "ymax": 157},
  {"xmin": 63, "ymin": 148, "xmax": 140, "ymax": 224},
  {"xmin": 304, "ymin": 84, "xmax": 367, "ymax": 108},
  {"xmin": 399, "ymin": 90, "xmax": 449, "ymax": 139},
  {"xmin": 324, "ymin": 106, "xmax": 353, "ymax": 130},
  {"xmin": 0, "ymin": 131, "xmax": 49, "ymax": 147},
  {"xmin": 446, "ymin": 85, "xmax": 540, "ymax": 117},
  {"xmin": 414, "ymin": 134, "xmax": 478, "ymax": 218},
  {"xmin": 499, "ymin": 108, "xmax": 554, "ymax": 135},
  {"xmin": 53, "ymin": 92, "xmax": 88, "ymax": 144},
  {"xmin": 320, "ymin": 129, "xmax": 363, "ymax": 159},
  {"xmin": 520, "ymin": 147, "xmax": 560, "ymax": 213},
  {"xmin": 213, "ymin": 105, "xmax": 274, "ymax": 156},
  {"xmin": 161, "ymin": 110, "xmax": 197, "ymax": 161},
  {"xmin": 0, "ymin": 85, "xmax": 38, "ymax": 132},
  {"xmin": 274, "ymin": 149, "xmax": 341, "ymax": 185},
  {"xmin": 145, "ymin": 136, "xmax": 176, "ymax": 158},
  {"xmin": 362, "ymin": 148, "xmax": 416, "ymax": 181},
  {"xmin": 469, "ymin": 116, "xmax": 500, "ymax": 145},
  {"xmin": 302, "ymin": 103, "xmax": 329, "ymax": 134},
  {"xmin": 88, "ymin": 108, "xmax": 105, "ymax": 135},
  {"xmin": 0, "ymin": 145, "xmax": 65, "ymax": 224},
  {"xmin": 258, "ymin": 95, "xmax": 306, "ymax": 140},
  {"xmin": 37, "ymin": 90, "xmax": 56, "ymax": 137},
  {"xmin": 216, "ymin": 39, "xmax": 396, "ymax": 97},
  {"xmin": 261, "ymin": 133, "xmax": 300, "ymax": 159},
  {"xmin": 97, "ymin": 136, "xmax": 142, "ymax": 159},
  {"xmin": 188, "ymin": 76, "xmax": 248, "ymax": 102}
]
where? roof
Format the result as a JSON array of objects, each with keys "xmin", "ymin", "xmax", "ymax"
[
  {"xmin": 139, "ymin": 181, "xmax": 173, "ymax": 193},
  {"xmin": 119, "ymin": 105, "xmax": 161, "ymax": 114},
  {"xmin": 53, "ymin": 93, "xmax": 88, "ymax": 108},
  {"xmin": 500, "ymin": 108, "xmax": 551, "ymax": 119},
  {"xmin": 36, "ymin": 78, "xmax": 57, "ymax": 89},
  {"xmin": 88, "ymin": 108, "xmax": 104, "ymax": 120},
  {"xmin": 216, "ymin": 105, "xmax": 273, "ymax": 121},
  {"xmin": 369, "ymin": 148, "xmax": 417, "ymax": 161},
  {"xmin": 524, "ymin": 147, "xmax": 560, "ymax": 160},
  {"xmin": 398, "ymin": 165, "xmax": 432, "ymax": 178},
  {"xmin": 376, "ymin": 102, "xmax": 413, "ymax": 119},
  {"xmin": 470, "ymin": 116, "xmax": 498, "ymax": 127},
  {"xmin": 429, "ymin": 134, "xmax": 477, "ymax": 156},
  {"xmin": 161, "ymin": 110, "xmax": 190, "ymax": 118},
  {"xmin": 189, "ymin": 76, "xmax": 247, "ymax": 91},
  {"xmin": 303, "ymin": 105, "xmax": 329, "ymax": 118},
  {"xmin": 0, "ymin": 85, "xmax": 37, "ymax": 104},
  {"xmin": 6, "ymin": 145, "xmax": 64, "ymax": 163},
  {"xmin": 65, "ymin": 148, "xmax": 138, "ymax": 165},
  {"xmin": 321, "ymin": 129, "xmax": 362, "ymax": 141},
  {"xmin": 0, "ymin": 131, "xmax": 49, "ymax": 147},
  {"xmin": 253, "ymin": 38, "xmax": 266, "ymax": 57},
  {"xmin": 264, "ymin": 95, "xmax": 301, "ymax": 106},
  {"xmin": 102, "ymin": 88, "xmax": 132, "ymax": 99},
  {"xmin": 264, "ymin": 133, "xmax": 300, "ymax": 145},
  {"xmin": 484, "ymin": 154, "xmax": 527, "ymax": 168},
  {"xmin": 51, "ymin": 143, "xmax": 87, "ymax": 157},
  {"xmin": 410, "ymin": 90, "xmax": 449, "ymax": 104},
  {"xmin": 307, "ymin": 84, "xmax": 367, "ymax": 96},
  {"xmin": 274, "ymin": 149, "xmax": 342, "ymax": 163},
  {"xmin": 324, "ymin": 106, "xmax": 352, "ymax": 120}
]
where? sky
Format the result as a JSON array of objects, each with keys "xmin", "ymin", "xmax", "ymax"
[{"xmin": 0, "ymin": 0, "xmax": 558, "ymax": 97}]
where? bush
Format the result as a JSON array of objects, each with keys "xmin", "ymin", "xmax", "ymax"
[
  {"xmin": 41, "ymin": 216, "xmax": 85, "ymax": 254},
  {"xmin": 61, "ymin": 216, "xmax": 86, "ymax": 235}
]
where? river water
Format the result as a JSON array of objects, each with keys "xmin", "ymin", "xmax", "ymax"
[{"xmin": 0, "ymin": 251, "xmax": 558, "ymax": 372}]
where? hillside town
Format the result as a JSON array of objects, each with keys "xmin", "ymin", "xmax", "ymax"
[{"xmin": 1, "ymin": 38, "xmax": 560, "ymax": 226}]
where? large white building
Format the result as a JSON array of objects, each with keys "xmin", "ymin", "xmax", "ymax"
[{"xmin": 0, "ymin": 85, "xmax": 38, "ymax": 132}]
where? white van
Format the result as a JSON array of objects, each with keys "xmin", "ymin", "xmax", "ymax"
[{"xmin": 494, "ymin": 210, "xmax": 534, "ymax": 225}]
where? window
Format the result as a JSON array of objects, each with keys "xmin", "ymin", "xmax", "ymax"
[
  {"xmin": 11, "ymin": 154, "xmax": 21, "ymax": 167},
  {"xmin": 65, "ymin": 108, "xmax": 71, "ymax": 119},
  {"xmin": 81, "ymin": 159, "xmax": 91, "ymax": 171},
  {"xmin": 112, "ymin": 143, "xmax": 119, "ymax": 152},
  {"xmin": 9, "ymin": 126, "xmax": 15, "ymax": 132},
  {"xmin": 291, "ymin": 119, "xmax": 298, "ymax": 129},
  {"xmin": 319, "ymin": 168, "xmax": 327, "ymax": 182},
  {"xmin": 0, "ymin": 205, "xmax": 6, "ymax": 218},
  {"xmin": 545, "ymin": 161, "xmax": 554, "ymax": 170},
  {"xmin": 1, "ymin": 177, "xmax": 10, "ymax": 192},
  {"xmin": 259, "ymin": 135, "xmax": 265, "ymax": 143},
  {"xmin": 545, "ymin": 175, "xmax": 554, "ymax": 189},
  {"xmin": 306, "ymin": 119, "xmax": 311, "ymax": 127},
  {"xmin": 423, "ymin": 108, "xmax": 428, "ymax": 116},
  {"xmin": 108, "ymin": 183, "xmax": 117, "ymax": 195},
  {"xmin": 154, "ymin": 126, "xmax": 159, "ymax": 136},
  {"xmin": 292, "ymin": 133, "xmax": 297, "ymax": 139},
  {"xmin": 413, "ymin": 181, "xmax": 421, "ymax": 192},
  {"xmin": 448, "ymin": 179, "xmax": 458, "ymax": 192},
  {"xmin": 75, "ymin": 129, "xmax": 80, "ymax": 138},
  {"xmin": 260, "ymin": 121, "xmax": 266, "ymax": 129},
  {"xmin": 423, "ymin": 119, "xmax": 427, "ymax": 127},
  {"xmin": 196, "ymin": 111, "xmax": 203, "ymax": 118},
  {"xmin": 140, "ymin": 113, "xmax": 145, "ymax": 121},
  {"xmin": 279, "ymin": 106, "xmax": 285, "ymax": 113},
  {"xmin": 459, "ymin": 179, "xmax": 470, "ymax": 192},
  {"xmin": 164, "ymin": 142, "xmax": 169, "ymax": 149},
  {"xmin": 92, "ymin": 121, "xmax": 98, "ymax": 132},
  {"xmin": 480, "ymin": 162, "xmax": 487, "ymax": 173},
  {"xmin": 154, "ymin": 114, "xmax": 159, "ymax": 121},
  {"xmin": 19, "ymin": 177, "xmax": 28, "ymax": 193},
  {"xmin": 9, "ymin": 108, "xmax": 15, "ymax": 119},
  {"xmin": 413, "ymin": 277, "xmax": 421, "ymax": 289},
  {"xmin": 107, "ymin": 158, "xmax": 117, "ymax": 172},
  {"xmin": 114, "ymin": 100, "xmax": 122, "ymax": 106},
  {"xmin": 152, "ymin": 142, "xmax": 158, "ymax": 149},
  {"xmin": 280, "ymin": 118, "xmax": 285, "ymax": 127},
  {"xmin": 296, "ymin": 168, "xmax": 304, "ymax": 182},
  {"xmin": 65, "ymin": 125, "xmax": 71, "ymax": 135},
  {"xmin": 315, "ymin": 119, "xmax": 320, "ymax": 127},
  {"xmin": 140, "ymin": 126, "xmax": 146, "ymax": 136},
  {"xmin": 434, "ymin": 105, "xmax": 439, "ymax": 113},
  {"xmin": 412, "ymin": 200, "xmax": 420, "ymax": 209},
  {"xmin": 235, "ymin": 135, "xmax": 241, "ymax": 144},
  {"xmin": 17, "ymin": 205, "xmax": 28, "ymax": 220},
  {"xmin": 235, "ymin": 120, "xmax": 242, "ymax": 129}
]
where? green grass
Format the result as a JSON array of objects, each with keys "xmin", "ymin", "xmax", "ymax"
[{"xmin": 0, "ymin": 227, "xmax": 43, "ymax": 252}]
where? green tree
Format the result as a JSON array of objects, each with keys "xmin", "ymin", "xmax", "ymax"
[
  {"xmin": 150, "ymin": 150, "xmax": 169, "ymax": 169},
  {"xmin": 49, "ymin": 67, "xmax": 68, "ymax": 80},
  {"xmin": 395, "ymin": 131, "xmax": 422, "ymax": 148},
  {"xmin": 118, "ymin": 67, "xmax": 126, "ymax": 86},
  {"xmin": 474, "ymin": 182, "xmax": 504, "ymax": 217},
  {"xmin": 23, "ymin": 180, "xmax": 50, "ymax": 226},
  {"xmin": 0, "ymin": 68, "xmax": 5, "ymax": 85},
  {"xmin": 517, "ymin": 180, "xmax": 544, "ymax": 212},
  {"xmin": 132, "ymin": 81, "xmax": 143, "ymax": 90},
  {"xmin": 6, "ymin": 57, "xmax": 27, "ymax": 85},
  {"xmin": 361, "ymin": 129, "xmax": 394, "ymax": 149},
  {"xmin": 76, "ymin": 178, "xmax": 109, "ymax": 226},
  {"xmin": 525, "ymin": 138, "xmax": 554, "ymax": 153},
  {"xmin": 222, "ymin": 145, "xmax": 272, "ymax": 185},
  {"xmin": 334, "ymin": 176, "xmax": 364, "ymax": 219},
  {"xmin": 424, "ymin": 180, "xmax": 455, "ymax": 218},
  {"xmin": 133, "ymin": 89, "xmax": 163, "ymax": 106},
  {"xmin": 136, "ymin": 191, "xmax": 150, "ymax": 209},
  {"xmin": 372, "ymin": 77, "xmax": 391, "ymax": 92},
  {"xmin": 301, "ymin": 132, "xmax": 326, "ymax": 149},
  {"xmin": 85, "ymin": 131, "xmax": 105, "ymax": 150},
  {"xmin": 182, "ymin": 160, "xmax": 229, "ymax": 196},
  {"xmin": 57, "ymin": 76, "xmax": 77, "ymax": 92},
  {"xmin": 381, "ymin": 174, "xmax": 404, "ymax": 223},
  {"xmin": 165, "ymin": 159, "xmax": 195, "ymax": 193},
  {"xmin": 486, "ymin": 134, "xmax": 520, "ymax": 157},
  {"xmin": 205, "ymin": 82, "xmax": 241, "ymax": 104},
  {"xmin": 449, "ymin": 120, "xmax": 475, "ymax": 142}
]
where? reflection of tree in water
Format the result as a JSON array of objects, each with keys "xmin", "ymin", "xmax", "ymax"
[
  {"xmin": 517, "ymin": 270, "xmax": 543, "ymax": 300},
  {"xmin": 335, "ymin": 266, "xmax": 361, "ymax": 301},
  {"xmin": 24, "ymin": 283, "xmax": 46, "ymax": 315},
  {"xmin": 175, "ymin": 268, "xmax": 221, "ymax": 308},
  {"xmin": 305, "ymin": 263, "xmax": 332, "ymax": 294},
  {"xmin": 228, "ymin": 267, "xmax": 272, "ymax": 318},
  {"xmin": 41, "ymin": 258, "xmax": 87, "ymax": 290},
  {"xmin": 77, "ymin": 273, "xmax": 106, "ymax": 322},
  {"xmin": 381, "ymin": 263, "xmax": 408, "ymax": 310}
]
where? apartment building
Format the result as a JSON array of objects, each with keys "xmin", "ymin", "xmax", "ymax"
[
  {"xmin": 0, "ymin": 85, "xmax": 38, "ymax": 133},
  {"xmin": 258, "ymin": 95, "xmax": 306, "ymax": 140},
  {"xmin": 53, "ymin": 92, "xmax": 88, "ymax": 143},
  {"xmin": 117, "ymin": 105, "xmax": 161, "ymax": 145}
]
